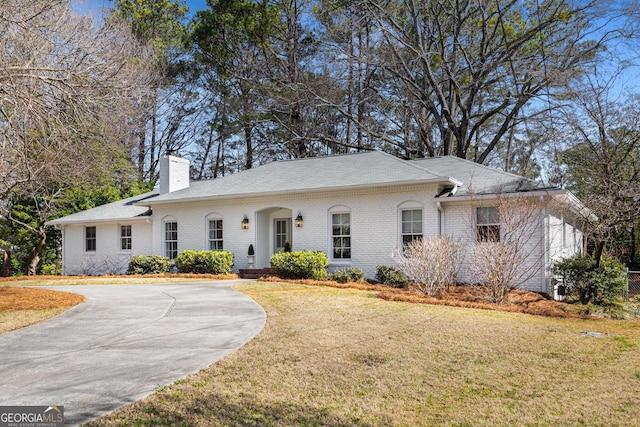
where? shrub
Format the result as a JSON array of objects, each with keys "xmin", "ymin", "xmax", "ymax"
[
  {"xmin": 552, "ymin": 254, "xmax": 626, "ymax": 307},
  {"xmin": 331, "ymin": 267, "xmax": 365, "ymax": 283},
  {"xmin": 376, "ymin": 265, "xmax": 409, "ymax": 288},
  {"xmin": 174, "ymin": 250, "xmax": 234, "ymax": 275},
  {"xmin": 40, "ymin": 263, "xmax": 60, "ymax": 275},
  {"xmin": 270, "ymin": 250, "xmax": 328, "ymax": 280},
  {"xmin": 392, "ymin": 236, "xmax": 463, "ymax": 297},
  {"xmin": 127, "ymin": 255, "xmax": 172, "ymax": 275}
]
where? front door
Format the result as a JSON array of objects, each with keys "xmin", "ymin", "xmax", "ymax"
[{"xmin": 274, "ymin": 218, "xmax": 291, "ymax": 252}]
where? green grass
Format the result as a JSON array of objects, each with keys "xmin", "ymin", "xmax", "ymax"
[{"xmin": 88, "ymin": 281, "xmax": 640, "ymax": 426}]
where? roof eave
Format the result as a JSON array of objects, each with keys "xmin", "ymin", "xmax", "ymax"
[
  {"xmin": 47, "ymin": 214, "xmax": 152, "ymax": 227},
  {"xmin": 437, "ymin": 188, "xmax": 567, "ymax": 202},
  {"xmin": 139, "ymin": 177, "xmax": 456, "ymax": 206}
]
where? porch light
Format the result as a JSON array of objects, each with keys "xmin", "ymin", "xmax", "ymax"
[
  {"xmin": 295, "ymin": 212, "xmax": 304, "ymax": 228},
  {"xmin": 241, "ymin": 215, "xmax": 250, "ymax": 229}
]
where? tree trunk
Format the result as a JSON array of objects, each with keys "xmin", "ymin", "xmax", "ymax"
[
  {"xmin": 244, "ymin": 123, "xmax": 253, "ymax": 170},
  {"xmin": 27, "ymin": 228, "xmax": 46, "ymax": 276},
  {"xmin": 593, "ymin": 240, "xmax": 606, "ymax": 268}
]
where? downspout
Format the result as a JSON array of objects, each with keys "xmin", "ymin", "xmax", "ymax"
[
  {"xmin": 542, "ymin": 196, "xmax": 550, "ymax": 295},
  {"xmin": 61, "ymin": 225, "xmax": 66, "ymax": 276},
  {"xmin": 436, "ymin": 201, "xmax": 443, "ymax": 236}
]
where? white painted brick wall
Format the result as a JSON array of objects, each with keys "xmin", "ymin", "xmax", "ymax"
[
  {"xmin": 61, "ymin": 186, "xmax": 578, "ymax": 294},
  {"xmin": 61, "ymin": 221, "xmax": 152, "ymax": 275},
  {"xmin": 149, "ymin": 184, "xmax": 439, "ymax": 279}
]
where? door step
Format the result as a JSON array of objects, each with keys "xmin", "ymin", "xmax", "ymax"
[{"xmin": 238, "ymin": 268, "xmax": 276, "ymax": 279}]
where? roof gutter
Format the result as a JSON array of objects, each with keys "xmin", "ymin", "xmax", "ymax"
[
  {"xmin": 47, "ymin": 214, "xmax": 152, "ymax": 227},
  {"xmin": 437, "ymin": 188, "xmax": 596, "ymax": 221}
]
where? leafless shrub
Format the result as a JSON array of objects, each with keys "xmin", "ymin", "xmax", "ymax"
[
  {"xmin": 392, "ymin": 236, "xmax": 463, "ymax": 297},
  {"xmin": 470, "ymin": 195, "xmax": 545, "ymax": 304}
]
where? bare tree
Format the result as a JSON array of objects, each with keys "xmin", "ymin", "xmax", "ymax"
[
  {"xmin": 0, "ymin": 0, "xmax": 155, "ymax": 273},
  {"xmin": 557, "ymin": 69, "xmax": 640, "ymax": 266},
  {"xmin": 362, "ymin": 0, "xmax": 612, "ymax": 161},
  {"xmin": 0, "ymin": 0, "xmax": 155, "ymax": 199},
  {"xmin": 470, "ymin": 195, "xmax": 546, "ymax": 303}
]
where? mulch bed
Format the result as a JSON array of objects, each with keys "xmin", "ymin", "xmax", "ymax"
[
  {"xmin": 0, "ymin": 274, "xmax": 582, "ymax": 319},
  {"xmin": 261, "ymin": 277, "xmax": 586, "ymax": 319}
]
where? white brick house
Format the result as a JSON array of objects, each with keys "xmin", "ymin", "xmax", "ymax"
[{"xmin": 48, "ymin": 151, "xmax": 585, "ymax": 296}]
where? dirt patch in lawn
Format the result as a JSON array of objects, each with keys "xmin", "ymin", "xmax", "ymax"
[
  {"xmin": 262, "ymin": 277, "xmax": 582, "ymax": 318},
  {"xmin": 0, "ymin": 287, "xmax": 85, "ymax": 333}
]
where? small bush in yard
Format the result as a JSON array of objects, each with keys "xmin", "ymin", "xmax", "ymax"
[
  {"xmin": 127, "ymin": 255, "xmax": 172, "ymax": 275},
  {"xmin": 270, "ymin": 251, "xmax": 328, "ymax": 280},
  {"xmin": 174, "ymin": 250, "xmax": 234, "ymax": 275},
  {"xmin": 392, "ymin": 236, "xmax": 463, "ymax": 297},
  {"xmin": 552, "ymin": 254, "xmax": 626, "ymax": 308},
  {"xmin": 376, "ymin": 265, "xmax": 409, "ymax": 288},
  {"xmin": 331, "ymin": 268, "xmax": 365, "ymax": 283}
]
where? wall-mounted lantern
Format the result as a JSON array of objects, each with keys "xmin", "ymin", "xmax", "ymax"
[
  {"xmin": 241, "ymin": 215, "xmax": 250, "ymax": 230},
  {"xmin": 295, "ymin": 212, "xmax": 304, "ymax": 228}
]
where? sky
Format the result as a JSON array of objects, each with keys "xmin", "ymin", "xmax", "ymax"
[{"xmin": 74, "ymin": 0, "xmax": 210, "ymax": 18}]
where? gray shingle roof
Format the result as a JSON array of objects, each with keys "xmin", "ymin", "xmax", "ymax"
[
  {"xmin": 48, "ymin": 151, "xmax": 561, "ymax": 225},
  {"xmin": 48, "ymin": 191, "xmax": 156, "ymax": 225},
  {"xmin": 144, "ymin": 151, "xmax": 458, "ymax": 204},
  {"xmin": 411, "ymin": 156, "xmax": 555, "ymax": 197}
]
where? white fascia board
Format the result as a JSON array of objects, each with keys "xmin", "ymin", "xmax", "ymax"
[{"xmin": 47, "ymin": 215, "xmax": 152, "ymax": 226}]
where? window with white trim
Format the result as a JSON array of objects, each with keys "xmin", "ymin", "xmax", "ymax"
[
  {"xmin": 120, "ymin": 225, "xmax": 132, "ymax": 251},
  {"xmin": 476, "ymin": 207, "xmax": 500, "ymax": 242},
  {"xmin": 208, "ymin": 219, "xmax": 223, "ymax": 251},
  {"xmin": 332, "ymin": 212, "xmax": 351, "ymax": 259},
  {"xmin": 401, "ymin": 209, "xmax": 423, "ymax": 245},
  {"xmin": 85, "ymin": 226, "xmax": 96, "ymax": 252},
  {"xmin": 164, "ymin": 221, "xmax": 178, "ymax": 259}
]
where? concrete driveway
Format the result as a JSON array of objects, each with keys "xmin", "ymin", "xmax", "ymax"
[{"xmin": 0, "ymin": 280, "xmax": 265, "ymax": 425}]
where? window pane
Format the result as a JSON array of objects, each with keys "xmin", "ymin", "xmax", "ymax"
[
  {"xmin": 477, "ymin": 225, "xmax": 500, "ymax": 243},
  {"xmin": 332, "ymin": 213, "xmax": 351, "ymax": 259},
  {"xmin": 477, "ymin": 207, "xmax": 499, "ymax": 224},
  {"xmin": 85, "ymin": 226, "xmax": 96, "ymax": 252},
  {"xmin": 208, "ymin": 219, "xmax": 223, "ymax": 251},
  {"xmin": 164, "ymin": 222, "xmax": 178, "ymax": 258},
  {"xmin": 401, "ymin": 209, "xmax": 422, "ymax": 242}
]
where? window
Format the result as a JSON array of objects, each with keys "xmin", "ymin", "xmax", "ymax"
[
  {"xmin": 208, "ymin": 219, "xmax": 223, "ymax": 251},
  {"xmin": 164, "ymin": 221, "xmax": 178, "ymax": 259},
  {"xmin": 401, "ymin": 209, "xmax": 423, "ymax": 245},
  {"xmin": 120, "ymin": 225, "xmax": 132, "ymax": 251},
  {"xmin": 274, "ymin": 218, "xmax": 291, "ymax": 252},
  {"xmin": 332, "ymin": 213, "xmax": 351, "ymax": 259},
  {"xmin": 85, "ymin": 226, "xmax": 96, "ymax": 252},
  {"xmin": 477, "ymin": 207, "xmax": 500, "ymax": 242}
]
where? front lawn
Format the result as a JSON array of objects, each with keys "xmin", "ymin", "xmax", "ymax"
[{"xmin": 89, "ymin": 281, "xmax": 640, "ymax": 426}]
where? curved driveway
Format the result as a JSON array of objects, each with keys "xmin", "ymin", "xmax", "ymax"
[{"xmin": 0, "ymin": 281, "xmax": 265, "ymax": 425}]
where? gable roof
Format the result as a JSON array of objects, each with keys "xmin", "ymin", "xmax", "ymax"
[
  {"xmin": 412, "ymin": 156, "xmax": 555, "ymax": 197},
  {"xmin": 143, "ymin": 151, "xmax": 460, "ymax": 205},
  {"xmin": 48, "ymin": 191, "xmax": 156, "ymax": 226}
]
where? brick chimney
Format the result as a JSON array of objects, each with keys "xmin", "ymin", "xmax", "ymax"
[{"xmin": 159, "ymin": 151, "xmax": 190, "ymax": 194}]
